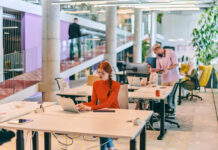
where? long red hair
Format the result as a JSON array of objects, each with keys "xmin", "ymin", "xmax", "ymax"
[{"xmin": 98, "ymin": 61, "xmax": 113, "ymax": 96}]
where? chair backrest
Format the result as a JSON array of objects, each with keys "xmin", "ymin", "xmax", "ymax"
[
  {"xmin": 118, "ymin": 84, "xmax": 129, "ymax": 109},
  {"xmin": 198, "ymin": 65, "xmax": 213, "ymax": 87},
  {"xmin": 198, "ymin": 70, "xmax": 203, "ymax": 81},
  {"xmin": 180, "ymin": 64, "xmax": 189, "ymax": 74},
  {"xmin": 87, "ymin": 75, "xmax": 100, "ymax": 86},
  {"xmin": 55, "ymin": 78, "xmax": 70, "ymax": 90},
  {"xmin": 167, "ymin": 83, "xmax": 179, "ymax": 109}
]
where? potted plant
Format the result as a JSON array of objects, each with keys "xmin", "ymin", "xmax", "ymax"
[
  {"xmin": 192, "ymin": 1, "xmax": 218, "ymax": 65},
  {"xmin": 142, "ymin": 40, "xmax": 150, "ymax": 62}
]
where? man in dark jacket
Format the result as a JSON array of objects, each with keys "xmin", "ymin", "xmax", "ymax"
[{"xmin": 68, "ymin": 18, "xmax": 82, "ymax": 61}]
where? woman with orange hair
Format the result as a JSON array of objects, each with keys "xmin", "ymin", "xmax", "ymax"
[{"xmin": 77, "ymin": 61, "xmax": 120, "ymax": 150}]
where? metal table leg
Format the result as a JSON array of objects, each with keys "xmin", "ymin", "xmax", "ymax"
[
  {"xmin": 157, "ymin": 99, "xmax": 167, "ymax": 140},
  {"xmin": 149, "ymin": 101, "xmax": 154, "ymax": 127},
  {"xmin": 140, "ymin": 125, "xmax": 146, "ymax": 150},
  {"xmin": 44, "ymin": 132, "xmax": 51, "ymax": 150},
  {"xmin": 178, "ymin": 82, "xmax": 182, "ymax": 105},
  {"xmin": 32, "ymin": 131, "xmax": 38, "ymax": 150},
  {"xmin": 130, "ymin": 138, "xmax": 136, "ymax": 150},
  {"xmin": 16, "ymin": 130, "xmax": 24, "ymax": 150},
  {"xmin": 139, "ymin": 99, "xmax": 143, "ymax": 110}
]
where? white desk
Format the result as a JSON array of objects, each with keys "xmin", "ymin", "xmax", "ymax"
[
  {"xmin": 0, "ymin": 101, "xmax": 56, "ymax": 123},
  {"xmin": 129, "ymin": 85, "xmax": 173, "ymax": 100},
  {"xmin": 56, "ymin": 84, "xmax": 92, "ymax": 97},
  {"xmin": 129, "ymin": 85, "xmax": 172, "ymax": 140},
  {"xmin": 0, "ymin": 105, "xmax": 153, "ymax": 150},
  {"xmin": 0, "ymin": 101, "xmax": 56, "ymax": 150},
  {"xmin": 56, "ymin": 84, "xmax": 173, "ymax": 140}
]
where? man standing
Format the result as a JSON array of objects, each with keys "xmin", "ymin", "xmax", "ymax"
[
  {"xmin": 68, "ymin": 18, "xmax": 82, "ymax": 62},
  {"xmin": 152, "ymin": 44, "xmax": 179, "ymax": 86}
]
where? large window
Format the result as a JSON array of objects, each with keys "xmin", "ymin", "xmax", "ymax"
[{"xmin": 3, "ymin": 8, "xmax": 23, "ymax": 80}]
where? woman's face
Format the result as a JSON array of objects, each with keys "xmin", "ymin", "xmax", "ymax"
[{"xmin": 97, "ymin": 68, "xmax": 109, "ymax": 80}]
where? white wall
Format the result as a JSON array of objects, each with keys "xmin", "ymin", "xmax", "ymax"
[{"xmin": 161, "ymin": 11, "xmax": 202, "ymax": 65}]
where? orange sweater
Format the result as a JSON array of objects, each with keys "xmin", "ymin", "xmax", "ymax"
[{"xmin": 84, "ymin": 80, "xmax": 120, "ymax": 110}]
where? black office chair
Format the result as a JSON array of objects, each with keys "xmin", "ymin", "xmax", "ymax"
[
  {"xmin": 181, "ymin": 70, "xmax": 203, "ymax": 101},
  {"xmin": 152, "ymin": 83, "xmax": 180, "ymax": 128}
]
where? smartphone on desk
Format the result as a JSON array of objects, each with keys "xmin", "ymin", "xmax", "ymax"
[{"xmin": 8, "ymin": 119, "xmax": 33, "ymax": 125}]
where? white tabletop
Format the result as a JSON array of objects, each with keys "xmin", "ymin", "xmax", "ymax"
[
  {"xmin": 57, "ymin": 84, "xmax": 172, "ymax": 101},
  {"xmin": 128, "ymin": 85, "xmax": 172, "ymax": 100},
  {"xmin": 0, "ymin": 101, "xmax": 56, "ymax": 123},
  {"xmin": 0, "ymin": 105, "xmax": 153, "ymax": 139},
  {"xmin": 135, "ymin": 85, "xmax": 173, "ymax": 93},
  {"xmin": 128, "ymin": 91, "xmax": 168, "ymax": 100},
  {"xmin": 56, "ymin": 84, "xmax": 92, "ymax": 96}
]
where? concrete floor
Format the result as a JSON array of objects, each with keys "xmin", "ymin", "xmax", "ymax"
[{"xmin": 1, "ymin": 88, "xmax": 218, "ymax": 150}]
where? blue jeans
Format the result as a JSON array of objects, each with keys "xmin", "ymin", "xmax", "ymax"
[{"xmin": 100, "ymin": 137, "xmax": 114, "ymax": 150}]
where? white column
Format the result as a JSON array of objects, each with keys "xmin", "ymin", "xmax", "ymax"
[
  {"xmin": 0, "ymin": 7, "xmax": 3, "ymax": 82},
  {"xmin": 133, "ymin": 8, "xmax": 142, "ymax": 63},
  {"xmin": 41, "ymin": 0, "xmax": 60, "ymax": 102},
  {"xmin": 105, "ymin": 6, "xmax": 117, "ymax": 75},
  {"xmin": 148, "ymin": 11, "xmax": 157, "ymax": 57}
]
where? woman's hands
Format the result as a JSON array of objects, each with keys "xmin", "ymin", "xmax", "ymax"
[{"xmin": 76, "ymin": 103, "xmax": 91, "ymax": 111}]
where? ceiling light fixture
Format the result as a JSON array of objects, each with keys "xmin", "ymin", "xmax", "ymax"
[
  {"xmin": 52, "ymin": 0, "xmax": 121, "ymax": 5},
  {"xmin": 146, "ymin": 7, "xmax": 200, "ymax": 11},
  {"xmin": 61, "ymin": 10, "xmax": 90, "ymax": 14},
  {"xmin": 133, "ymin": 4, "xmax": 198, "ymax": 9},
  {"xmin": 170, "ymin": 0, "xmax": 204, "ymax": 4}
]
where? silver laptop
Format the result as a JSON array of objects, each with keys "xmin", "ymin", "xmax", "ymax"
[
  {"xmin": 127, "ymin": 76, "xmax": 141, "ymax": 86},
  {"xmin": 56, "ymin": 96, "xmax": 80, "ymax": 113}
]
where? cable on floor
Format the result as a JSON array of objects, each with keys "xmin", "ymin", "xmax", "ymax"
[
  {"xmin": 52, "ymin": 133, "xmax": 73, "ymax": 147},
  {"xmin": 86, "ymin": 138, "xmax": 113, "ymax": 150}
]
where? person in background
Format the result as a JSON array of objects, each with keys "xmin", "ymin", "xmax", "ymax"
[
  {"xmin": 147, "ymin": 63, "xmax": 157, "ymax": 84},
  {"xmin": 140, "ymin": 64, "xmax": 156, "ymax": 86},
  {"xmin": 77, "ymin": 61, "xmax": 120, "ymax": 150},
  {"xmin": 68, "ymin": 18, "xmax": 82, "ymax": 62},
  {"xmin": 181, "ymin": 60, "xmax": 198, "ymax": 95},
  {"xmin": 152, "ymin": 44, "xmax": 179, "ymax": 86}
]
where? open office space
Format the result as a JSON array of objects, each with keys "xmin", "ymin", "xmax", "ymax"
[{"xmin": 0, "ymin": 0, "xmax": 217, "ymax": 150}]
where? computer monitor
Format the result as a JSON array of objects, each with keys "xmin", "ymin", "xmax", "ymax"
[
  {"xmin": 117, "ymin": 61, "xmax": 127, "ymax": 71},
  {"xmin": 146, "ymin": 57, "xmax": 156, "ymax": 68},
  {"xmin": 126, "ymin": 63, "xmax": 148, "ymax": 75}
]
